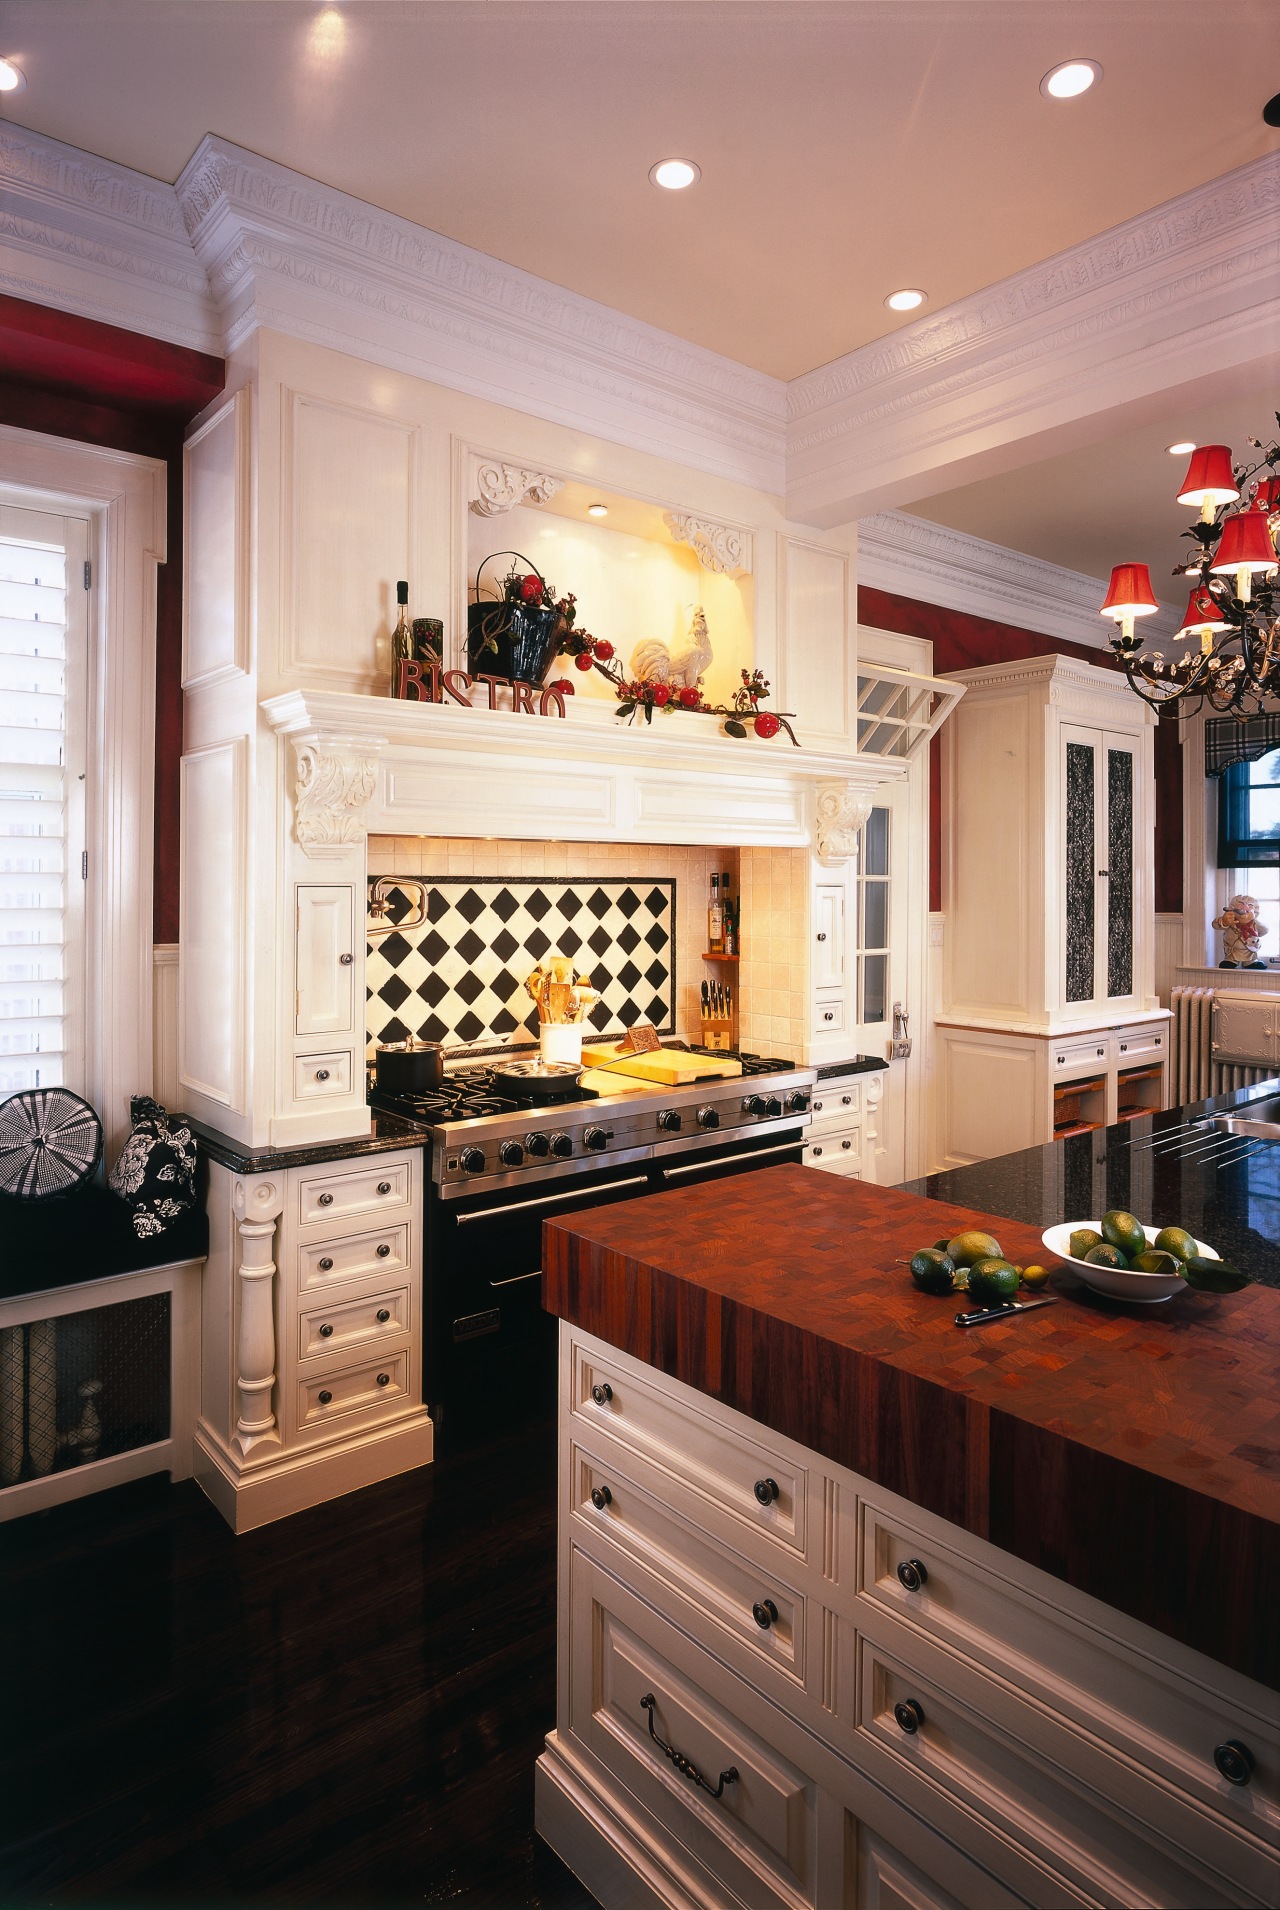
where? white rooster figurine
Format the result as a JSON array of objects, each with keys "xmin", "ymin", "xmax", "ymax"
[{"xmin": 630, "ymin": 605, "xmax": 712, "ymax": 691}]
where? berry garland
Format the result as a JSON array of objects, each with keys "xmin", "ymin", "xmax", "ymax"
[{"xmin": 546, "ymin": 621, "xmax": 799, "ymax": 745}]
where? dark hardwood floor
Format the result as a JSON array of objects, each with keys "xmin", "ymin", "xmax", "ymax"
[{"xmin": 0, "ymin": 1422, "xmax": 598, "ymax": 1908}]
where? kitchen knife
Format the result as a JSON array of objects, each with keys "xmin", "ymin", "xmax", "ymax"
[{"xmin": 955, "ymin": 1298, "xmax": 1058, "ymax": 1328}]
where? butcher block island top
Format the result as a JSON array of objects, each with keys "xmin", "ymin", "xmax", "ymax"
[{"xmin": 542, "ymin": 1165, "xmax": 1280, "ymax": 1689}]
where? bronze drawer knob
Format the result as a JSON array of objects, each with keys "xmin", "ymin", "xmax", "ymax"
[
  {"xmin": 590, "ymin": 1485, "xmax": 612, "ymax": 1511},
  {"xmin": 377, "ymin": 1180, "xmax": 392, "ymax": 1195},
  {"xmin": 318, "ymin": 1192, "xmax": 334, "ymax": 1207},
  {"xmin": 376, "ymin": 1243, "xmax": 391, "ymax": 1258},
  {"xmin": 376, "ymin": 1372, "xmax": 391, "ymax": 1387},
  {"xmin": 897, "ymin": 1558, "xmax": 928, "ymax": 1593},
  {"xmin": 591, "ymin": 1382, "xmax": 613, "ymax": 1406},
  {"xmin": 376, "ymin": 1308, "xmax": 391, "ymax": 1324},
  {"xmin": 318, "ymin": 1390, "xmax": 333, "ymax": 1405},
  {"xmin": 318, "ymin": 1323, "xmax": 333, "ymax": 1339},
  {"xmin": 752, "ymin": 1598, "xmax": 778, "ymax": 1630},
  {"xmin": 754, "ymin": 1477, "xmax": 779, "ymax": 1506},
  {"xmin": 1214, "ymin": 1740, "xmax": 1255, "ymax": 1786},
  {"xmin": 318, "ymin": 1256, "xmax": 333, "ymax": 1271},
  {"xmin": 894, "ymin": 1698, "xmax": 925, "ymax": 1734}
]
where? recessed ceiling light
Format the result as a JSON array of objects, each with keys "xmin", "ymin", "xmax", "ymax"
[
  {"xmin": 1167, "ymin": 441, "xmax": 1197, "ymax": 456},
  {"xmin": 1040, "ymin": 59, "xmax": 1102, "ymax": 100},
  {"xmin": 587, "ymin": 503, "xmax": 609, "ymax": 518},
  {"xmin": 649, "ymin": 158, "xmax": 700, "ymax": 191},
  {"xmin": 884, "ymin": 289, "xmax": 926, "ymax": 312},
  {"xmin": 0, "ymin": 56, "xmax": 27, "ymax": 93}
]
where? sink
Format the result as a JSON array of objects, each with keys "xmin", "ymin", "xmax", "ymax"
[{"xmin": 1206, "ymin": 1094, "xmax": 1280, "ymax": 1140}]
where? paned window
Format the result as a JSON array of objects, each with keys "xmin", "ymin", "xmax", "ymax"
[
  {"xmin": 1218, "ymin": 748, "xmax": 1280, "ymax": 869},
  {"xmin": 855, "ymin": 806, "xmax": 890, "ymax": 1024},
  {"xmin": 0, "ymin": 506, "xmax": 88, "ymax": 1095}
]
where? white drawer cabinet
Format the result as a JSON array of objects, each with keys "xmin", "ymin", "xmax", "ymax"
[
  {"xmin": 803, "ymin": 1068, "xmax": 885, "ymax": 1181},
  {"xmin": 194, "ymin": 1147, "xmax": 432, "ymax": 1531},
  {"xmin": 539, "ymin": 1328, "xmax": 1280, "ymax": 1910}
]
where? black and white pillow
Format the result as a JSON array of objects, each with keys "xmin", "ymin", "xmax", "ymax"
[
  {"xmin": 108, "ymin": 1096, "xmax": 198, "ymax": 1239},
  {"xmin": 0, "ymin": 1088, "xmax": 103, "ymax": 1199}
]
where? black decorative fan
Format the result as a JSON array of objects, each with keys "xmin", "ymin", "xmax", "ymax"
[{"xmin": 0, "ymin": 1089, "xmax": 103, "ymax": 1199}]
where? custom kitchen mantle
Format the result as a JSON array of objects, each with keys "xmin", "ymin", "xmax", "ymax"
[
  {"xmin": 260, "ymin": 686, "xmax": 920, "ymax": 853},
  {"xmin": 543, "ymin": 1165, "xmax": 1280, "ymax": 1689}
]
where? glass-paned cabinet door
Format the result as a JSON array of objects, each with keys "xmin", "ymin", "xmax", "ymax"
[
  {"xmin": 856, "ymin": 806, "xmax": 890, "ymax": 1025},
  {"xmin": 1060, "ymin": 727, "xmax": 1138, "ymax": 1011}
]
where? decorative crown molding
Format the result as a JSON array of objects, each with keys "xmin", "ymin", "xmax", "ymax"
[
  {"xmin": 175, "ymin": 136, "xmax": 786, "ymax": 492},
  {"xmin": 788, "ymin": 151, "xmax": 1280, "ymax": 526},
  {"xmin": 857, "ymin": 510, "xmax": 1181, "ymax": 647},
  {"xmin": 0, "ymin": 122, "xmax": 218, "ymax": 351},
  {"xmin": 662, "ymin": 512, "xmax": 753, "ymax": 577},
  {"xmin": 469, "ymin": 462, "xmax": 564, "ymax": 517}
]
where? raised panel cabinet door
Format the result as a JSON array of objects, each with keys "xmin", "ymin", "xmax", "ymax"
[
  {"xmin": 814, "ymin": 884, "xmax": 846, "ymax": 991},
  {"xmin": 296, "ymin": 884, "xmax": 356, "ymax": 1037}
]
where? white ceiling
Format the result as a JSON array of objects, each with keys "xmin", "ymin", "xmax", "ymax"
[
  {"xmin": 906, "ymin": 396, "xmax": 1280, "ymax": 607},
  {"xmin": 1, "ymin": 0, "xmax": 1277, "ymax": 382}
]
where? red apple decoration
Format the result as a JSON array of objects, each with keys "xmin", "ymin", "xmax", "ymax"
[
  {"xmin": 593, "ymin": 639, "xmax": 614, "ymax": 660},
  {"xmin": 550, "ymin": 678, "xmax": 575, "ymax": 695},
  {"xmin": 678, "ymin": 686, "xmax": 701, "ymax": 708},
  {"xmin": 753, "ymin": 712, "xmax": 780, "ymax": 739},
  {"xmin": 652, "ymin": 684, "xmax": 671, "ymax": 706},
  {"xmin": 574, "ymin": 651, "xmax": 594, "ymax": 671}
]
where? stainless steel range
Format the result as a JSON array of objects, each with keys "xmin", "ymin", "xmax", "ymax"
[{"xmin": 370, "ymin": 1049, "xmax": 815, "ymax": 1442}]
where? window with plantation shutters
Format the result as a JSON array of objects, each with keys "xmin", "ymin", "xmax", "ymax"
[{"xmin": 0, "ymin": 505, "xmax": 88, "ymax": 1097}]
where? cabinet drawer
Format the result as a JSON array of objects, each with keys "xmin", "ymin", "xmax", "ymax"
[
  {"xmin": 1050, "ymin": 1035, "xmax": 1110, "ymax": 1073},
  {"xmin": 853, "ymin": 1633, "xmax": 1244, "ymax": 1910},
  {"xmin": 574, "ymin": 1443, "xmax": 805, "ymax": 1685},
  {"xmin": 297, "ymin": 1157, "xmax": 414, "ymax": 1228},
  {"xmin": 298, "ymin": 1286, "xmax": 409, "ymax": 1361},
  {"xmin": 296, "ymin": 1221, "xmax": 411, "ymax": 1292},
  {"xmin": 809, "ymin": 1082, "xmax": 862, "ymax": 1129},
  {"xmin": 860, "ymin": 1493, "xmax": 1279, "ymax": 1902},
  {"xmin": 571, "ymin": 1336, "xmax": 806, "ymax": 1560},
  {"xmin": 569, "ymin": 1547, "xmax": 825, "ymax": 1910},
  {"xmin": 297, "ymin": 1349, "xmax": 407, "ymax": 1428},
  {"xmin": 1113, "ymin": 1025, "xmax": 1167, "ymax": 1064},
  {"xmin": 813, "ymin": 995, "xmax": 845, "ymax": 1036},
  {"xmin": 805, "ymin": 1130, "xmax": 860, "ymax": 1173},
  {"xmin": 293, "ymin": 1050, "xmax": 353, "ymax": 1099}
]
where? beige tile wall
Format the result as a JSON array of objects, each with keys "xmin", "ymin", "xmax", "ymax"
[
  {"xmin": 737, "ymin": 846, "xmax": 809, "ymax": 1058},
  {"xmin": 368, "ymin": 836, "xmax": 753, "ymax": 1044}
]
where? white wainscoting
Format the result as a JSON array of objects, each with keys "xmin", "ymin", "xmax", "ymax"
[
  {"xmin": 1154, "ymin": 914, "xmax": 1184, "ymax": 1008},
  {"xmin": 153, "ymin": 945, "xmax": 180, "ymax": 1111}
]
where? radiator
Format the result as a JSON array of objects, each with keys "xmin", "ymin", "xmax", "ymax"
[
  {"xmin": 1171, "ymin": 987, "xmax": 1215, "ymax": 1102},
  {"xmin": 1211, "ymin": 1061, "xmax": 1274, "ymax": 1095}
]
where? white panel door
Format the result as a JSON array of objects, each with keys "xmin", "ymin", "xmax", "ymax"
[{"xmin": 296, "ymin": 884, "xmax": 356, "ymax": 1038}]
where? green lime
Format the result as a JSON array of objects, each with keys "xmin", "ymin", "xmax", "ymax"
[
  {"xmin": 909, "ymin": 1249, "xmax": 956, "ymax": 1294},
  {"xmin": 1101, "ymin": 1211, "xmax": 1147, "ymax": 1258},
  {"xmin": 967, "ymin": 1257, "xmax": 1020, "ymax": 1306},
  {"xmin": 946, "ymin": 1230, "xmax": 1004, "ymax": 1269},
  {"xmin": 1153, "ymin": 1226, "xmax": 1198, "ymax": 1264},
  {"xmin": 1182, "ymin": 1256, "xmax": 1251, "ymax": 1294},
  {"xmin": 1069, "ymin": 1227, "xmax": 1103, "ymax": 1260},
  {"xmin": 1132, "ymin": 1250, "xmax": 1182, "ymax": 1277},
  {"xmin": 933, "ymin": 1238, "xmax": 952, "ymax": 1252},
  {"xmin": 1085, "ymin": 1243, "xmax": 1129, "ymax": 1269}
]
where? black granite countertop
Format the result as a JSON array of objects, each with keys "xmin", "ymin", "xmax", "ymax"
[
  {"xmin": 815, "ymin": 1054, "xmax": 887, "ymax": 1080},
  {"xmin": 901, "ymin": 1076, "xmax": 1280, "ymax": 1290},
  {"xmin": 191, "ymin": 1111, "xmax": 429, "ymax": 1175}
]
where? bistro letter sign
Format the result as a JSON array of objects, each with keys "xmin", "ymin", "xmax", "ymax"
[{"xmin": 395, "ymin": 659, "xmax": 566, "ymax": 719}]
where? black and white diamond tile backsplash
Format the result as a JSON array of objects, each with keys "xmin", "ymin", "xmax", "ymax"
[{"xmin": 367, "ymin": 875, "xmax": 677, "ymax": 1054}]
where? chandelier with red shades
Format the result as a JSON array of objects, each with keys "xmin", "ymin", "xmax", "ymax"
[{"xmin": 1099, "ymin": 418, "xmax": 1279, "ymax": 716}]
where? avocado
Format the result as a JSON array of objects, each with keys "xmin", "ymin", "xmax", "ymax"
[{"xmin": 909, "ymin": 1249, "xmax": 956, "ymax": 1295}]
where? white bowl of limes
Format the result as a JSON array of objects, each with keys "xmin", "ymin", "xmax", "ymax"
[{"xmin": 1042, "ymin": 1214, "xmax": 1221, "ymax": 1303}]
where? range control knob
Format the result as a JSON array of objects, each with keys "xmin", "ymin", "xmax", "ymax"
[
  {"xmin": 524, "ymin": 1131, "xmax": 550, "ymax": 1157},
  {"xmin": 762, "ymin": 1096, "xmax": 782, "ymax": 1118},
  {"xmin": 459, "ymin": 1147, "xmax": 486, "ymax": 1175},
  {"xmin": 696, "ymin": 1105, "xmax": 720, "ymax": 1129},
  {"xmin": 657, "ymin": 1109, "xmax": 682, "ymax": 1132},
  {"xmin": 549, "ymin": 1132, "xmax": 574, "ymax": 1158},
  {"xmin": 583, "ymin": 1126, "xmax": 608, "ymax": 1152},
  {"xmin": 744, "ymin": 1095, "xmax": 767, "ymax": 1115},
  {"xmin": 498, "ymin": 1140, "xmax": 525, "ymax": 1167},
  {"xmin": 785, "ymin": 1090, "xmax": 810, "ymax": 1113}
]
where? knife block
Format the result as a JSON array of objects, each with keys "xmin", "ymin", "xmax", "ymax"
[{"xmin": 700, "ymin": 1016, "xmax": 733, "ymax": 1052}]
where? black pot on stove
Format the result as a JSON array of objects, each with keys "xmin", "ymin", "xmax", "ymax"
[
  {"xmin": 490, "ymin": 1058, "xmax": 584, "ymax": 1104},
  {"xmin": 375, "ymin": 1039, "xmax": 445, "ymax": 1096}
]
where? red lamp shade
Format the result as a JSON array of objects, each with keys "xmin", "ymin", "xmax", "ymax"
[
  {"xmin": 1176, "ymin": 444, "xmax": 1239, "ymax": 510},
  {"xmin": 1174, "ymin": 586, "xmax": 1226, "ymax": 640},
  {"xmin": 1210, "ymin": 503, "xmax": 1277, "ymax": 576},
  {"xmin": 1252, "ymin": 475, "xmax": 1280, "ymax": 517},
  {"xmin": 1099, "ymin": 562, "xmax": 1160, "ymax": 621}
]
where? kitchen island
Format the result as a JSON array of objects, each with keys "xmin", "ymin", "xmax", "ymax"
[{"xmin": 535, "ymin": 1126, "xmax": 1280, "ymax": 1910}]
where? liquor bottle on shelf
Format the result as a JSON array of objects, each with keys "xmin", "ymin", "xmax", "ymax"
[
  {"xmin": 707, "ymin": 872, "xmax": 724, "ymax": 953},
  {"xmin": 721, "ymin": 871, "xmax": 735, "ymax": 955},
  {"xmin": 390, "ymin": 579, "xmax": 413, "ymax": 694}
]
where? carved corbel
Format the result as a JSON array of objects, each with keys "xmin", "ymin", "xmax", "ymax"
[
  {"xmin": 232, "ymin": 1177, "xmax": 286, "ymax": 1462},
  {"xmin": 293, "ymin": 732, "xmax": 385, "ymax": 858},
  {"xmin": 469, "ymin": 462, "xmax": 564, "ymax": 517},
  {"xmin": 662, "ymin": 512, "xmax": 753, "ymax": 578},
  {"xmin": 815, "ymin": 783, "xmax": 874, "ymax": 863}
]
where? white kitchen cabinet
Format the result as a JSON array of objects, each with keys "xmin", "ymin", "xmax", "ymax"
[
  {"xmin": 803, "ymin": 1067, "xmax": 885, "ymax": 1181},
  {"xmin": 295, "ymin": 882, "xmax": 357, "ymax": 1037},
  {"xmin": 813, "ymin": 883, "xmax": 846, "ymax": 991},
  {"xmin": 538, "ymin": 1328, "xmax": 1279, "ymax": 1910}
]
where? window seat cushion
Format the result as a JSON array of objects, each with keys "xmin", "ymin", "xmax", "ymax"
[{"xmin": 0, "ymin": 1185, "xmax": 208, "ymax": 1302}]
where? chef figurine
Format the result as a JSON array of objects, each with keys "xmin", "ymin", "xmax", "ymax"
[{"xmin": 1212, "ymin": 893, "xmax": 1269, "ymax": 967}]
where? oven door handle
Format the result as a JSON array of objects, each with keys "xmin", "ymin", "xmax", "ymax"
[
  {"xmin": 660, "ymin": 1141, "xmax": 799, "ymax": 1180},
  {"xmin": 454, "ymin": 1175, "xmax": 650, "ymax": 1224},
  {"xmin": 490, "ymin": 1269, "xmax": 543, "ymax": 1288}
]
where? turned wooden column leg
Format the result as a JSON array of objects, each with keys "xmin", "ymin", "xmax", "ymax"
[
  {"xmin": 232, "ymin": 1178, "xmax": 285, "ymax": 1460},
  {"xmin": 865, "ymin": 1072, "xmax": 884, "ymax": 1184}
]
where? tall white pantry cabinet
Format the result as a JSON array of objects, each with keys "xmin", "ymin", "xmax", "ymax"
[{"xmin": 935, "ymin": 655, "xmax": 1169, "ymax": 1168}]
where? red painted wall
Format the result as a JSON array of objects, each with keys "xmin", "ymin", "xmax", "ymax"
[
  {"xmin": 0, "ymin": 296, "xmax": 223, "ymax": 941},
  {"xmin": 858, "ymin": 585, "xmax": 1183, "ymax": 915}
]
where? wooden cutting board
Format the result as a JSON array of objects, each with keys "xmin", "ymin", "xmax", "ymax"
[
  {"xmin": 578, "ymin": 1066, "xmax": 652, "ymax": 1095},
  {"xmin": 581, "ymin": 1043, "xmax": 743, "ymax": 1085}
]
